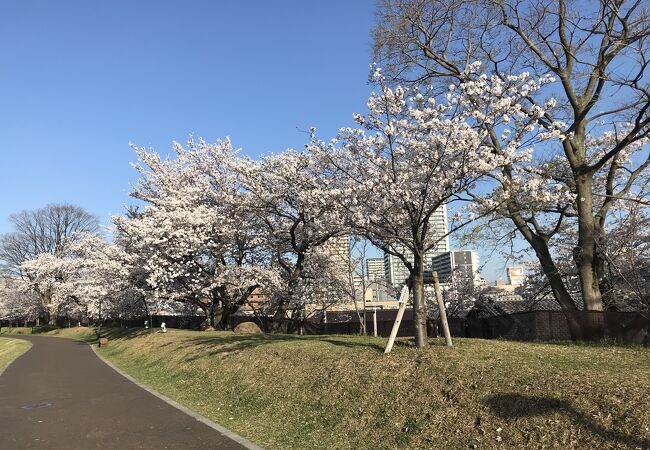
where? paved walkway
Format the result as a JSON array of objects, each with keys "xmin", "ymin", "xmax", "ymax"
[{"xmin": 0, "ymin": 335, "xmax": 248, "ymax": 449}]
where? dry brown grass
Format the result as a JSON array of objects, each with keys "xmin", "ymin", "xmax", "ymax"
[{"xmin": 75, "ymin": 328, "xmax": 650, "ymax": 450}]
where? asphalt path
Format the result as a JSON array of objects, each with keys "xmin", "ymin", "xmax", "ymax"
[{"xmin": 0, "ymin": 335, "xmax": 249, "ymax": 449}]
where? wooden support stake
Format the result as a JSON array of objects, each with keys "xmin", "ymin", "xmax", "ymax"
[
  {"xmin": 432, "ymin": 271, "xmax": 453, "ymax": 347},
  {"xmin": 373, "ymin": 309, "xmax": 378, "ymax": 337},
  {"xmin": 384, "ymin": 285, "xmax": 409, "ymax": 354}
]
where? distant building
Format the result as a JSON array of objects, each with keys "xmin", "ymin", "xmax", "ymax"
[
  {"xmin": 431, "ymin": 250, "xmax": 481, "ymax": 285},
  {"xmin": 365, "ymin": 258, "xmax": 386, "ymax": 281},
  {"xmin": 481, "ymin": 289, "xmax": 524, "ymax": 302},
  {"xmin": 507, "ymin": 266, "xmax": 525, "ymax": 285},
  {"xmin": 384, "ymin": 205, "xmax": 450, "ymax": 288},
  {"xmin": 322, "ymin": 235, "xmax": 351, "ymax": 274},
  {"xmin": 233, "ymin": 287, "xmax": 272, "ymax": 316},
  {"xmin": 364, "ymin": 280, "xmax": 397, "ymax": 303},
  {"xmin": 248, "ymin": 288, "xmax": 271, "ymax": 308},
  {"xmin": 493, "ymin": 279, "xmax": 518, "ymax": 292}
]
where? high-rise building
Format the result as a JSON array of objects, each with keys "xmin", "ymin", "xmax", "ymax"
[
  {"xmin": 365, "ymin": 258, "xmax": 386, "ymax": 281},
  {"xmin": 431, "ymin": 250, "xmax": 481, "ymax": 285},
  {"xmin": 322, "ymin": 235, "xmax": 351, "ymax": 274},
  {"xmin": 383, "ymin": 205, "xmax": 450, "ymax": 288}
]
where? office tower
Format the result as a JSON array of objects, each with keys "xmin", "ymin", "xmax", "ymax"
[
  {"xmin": 431, "ymin": 250, "xmax": 481, "ymax": 285},
  {"xmin": 365, "ymin": 258, "xmax": 386, "ymax": 281},
  {"xmin": 383, "ymin": 205, "xmax": 450, "ymax": 288}
]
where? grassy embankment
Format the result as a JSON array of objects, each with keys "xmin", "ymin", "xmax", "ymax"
[
  {"xmin": 0, "ymin": 336, "xmax": 32, "ymax": 370},
  {"xmin": 2, "ymin": 326, "xmax": 649, "ymax": 449}
]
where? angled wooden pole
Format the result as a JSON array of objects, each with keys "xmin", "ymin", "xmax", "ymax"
[
  {"xmin": 384, "ymin": 284, "xmax": 409, "ymax": 354},
  {"xmin": 373, "ymin": 309, "xmax": 378, "ymax": 337},
  {"xmin": 432, "ymin": 271, "xmax": 453, "ymax": 346}
]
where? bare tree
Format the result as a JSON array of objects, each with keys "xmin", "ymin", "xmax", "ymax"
[
  {"xmin": 374, "ymin": 0, "xmax": 650, "ymax": 338},
  {"xmin": 0, "ymin": 204, "xmax": 99, "ymax": 310}
]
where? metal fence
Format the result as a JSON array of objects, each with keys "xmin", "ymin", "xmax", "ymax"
[
  {"xmin": 462, "ymin": 310, "xmax": 649, "ymax": 345},
  {"xmin": 231, "ymin": 309, "xmax": 649, "ymax": 345},
  {"xmin": 18, "ymin": 308, "xmax": 647, "ymax": 345}
]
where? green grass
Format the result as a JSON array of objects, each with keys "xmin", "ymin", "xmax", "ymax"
[
  {"xmin": 0, "ymin": 326, "xmax": 34, "ymax": 335},
  {"xmin": 5, "ymin": 326, "xmax": 650, "ymax": 449},
  {"xmin": 0, "ymin": 337, "xmax": 32, "ymax": 370}
]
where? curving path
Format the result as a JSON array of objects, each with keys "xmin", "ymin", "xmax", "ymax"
[{"xmin": 0, "ymin": 335, "xmax": 252, "ymax": 449}]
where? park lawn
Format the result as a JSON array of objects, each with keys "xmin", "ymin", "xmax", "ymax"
[
  {"xmin": 0, "ymin": 337, "xmax": 32, "ymax": 370},
  {"xmin": 0, "ymin": 326, "xmax": 36, "ymax": 335},
  {"xmin": 2, "ymin": 326, "xmax": 650, "ymax": 449}
]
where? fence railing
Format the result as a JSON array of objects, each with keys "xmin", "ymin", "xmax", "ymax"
[{"xmin": 25, "ymin": 309, "xmax": 648, "ymax": 345}]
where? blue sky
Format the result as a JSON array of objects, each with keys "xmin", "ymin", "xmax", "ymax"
[
  {"xmin": 0, "ymin": 0, "xmax": 375, "ymax": 226},
  {"xmin": 0, "ymin": 0, "xmax": 512, "ymax": 281}
]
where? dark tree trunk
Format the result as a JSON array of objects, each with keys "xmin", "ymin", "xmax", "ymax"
[
  {"xmin": 412, "ymin": 252, "xmax": 428, "ymax": 348},
  {"xmin": 208, "ymin": 304, "xmax": 218, "ymax": 329},
  {"xmin": 574, "ymin": 175, "xmax": 606, "ymax": 340},
  {"xmin": 509, "ymin": 205, "xmax": 587, "ymax": 340},
  {"xmin": 271, "ymin": 299, "xmax": 287, "ymax": 333},
  {"xmin": 530, "ymin": 237, "xmax": 586, "ymax": 340},
  {"xmin": 575, "ymin": 176, "xmax": 604, "ymax": 308},
  {"xmin": 218, "ymin": 304, "xmax": 240, "ymax": 330}
]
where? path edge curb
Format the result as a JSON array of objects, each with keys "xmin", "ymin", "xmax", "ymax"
[
  {"xmin": 89, "ymin": 343, "xmax": 264, "ymax": 450},
  {"xmin": 0, "ymin": 337, "xmax": 33, "ymax": 378}
]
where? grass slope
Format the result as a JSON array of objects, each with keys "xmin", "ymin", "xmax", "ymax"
[
  {"xmin": 3, "ymin": 326, "xmax": 650, "ymax": 449},
  {"xmin": 0, "ymin": 337, "xmax": 32, "ymax": 370}
]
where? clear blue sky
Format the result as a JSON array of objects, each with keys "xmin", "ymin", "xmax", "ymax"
[
  {"xmin": 0, "ymin": 0, "xmax": 510, "ymax": 281},
  {"xmin": 0, "ymin": 0, "xmax": 375, "ymax": 228}
]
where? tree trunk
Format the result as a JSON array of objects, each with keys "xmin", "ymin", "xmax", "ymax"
[
  {"xmin": 574, "ymin": 174, "xmax": 605, "ymax": 340},
  {"xmin": 516, "ymin": 221, "xmax": 586, "ymax": 340},
  {"xmin": 286, "ymin": 306, "xmax": 304, "ymax": 334},
  {"xmin": 352, "ymin": 286, "xmax": 366, "ymax": 335},
  {"xmin": 412, "ymin": 252, "xmax": 428, "ymax": 348},
  {"xmin": 208, "ymin": 304, "xmax": 216, "ymax": 329},
  {"xmin": 196, "ymin": 303, "xmax": 210, "ymax": 330},
  {"xmin": 575, "ymin": 176, "xmax": 604, "ymax": 309},
  {"xmin": 271, "ymin": 299, "xmax": 287, "ymax": 332},
  {"xmin": 273, "ymin": 271, "xmax": 301, "ymax": 333},
  {"xmin": 219, "ymin": 304, "xmax": 239, "ymax": 330}
]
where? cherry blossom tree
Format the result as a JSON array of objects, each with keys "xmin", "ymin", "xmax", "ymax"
[
  {"xmin": 0, "ymin": 276, "xmax": 44, "ymax": 327},
  {"xmin": 373, "ymin": 0, "xmax": 650, "ymax": 339},
  {"xmin": 0, "ymin": 204, "xmax": 98, "ymax": 317},
  {"xmin": 232, "ymin": 149, "xmax": 349, "ymax": 330},
  {"xmin": 309, "ymin": 69, "xmax": 537, "ymax": 348},
  {"xmin": 600, "ymin": 205, "xmax": 650, "ymax": 310},
  {"xmin": 20, "ymin": 233, "xmax": 135, "ymax": 324},
  {"xmin": 110, "ymin": 207, "xmax": 162, "ymax": 322},
  {"xmin": 122, "ymin": 138, "xmax": 278, "ymax": 329}
]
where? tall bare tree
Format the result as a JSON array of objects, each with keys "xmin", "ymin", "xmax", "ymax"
[
  {"xmin": 374, "ymin": 0, "xmax": 650, "ymax": 338},
  {"xmin": 0, "ymin": 204, "xmax": 99, "ymax": 310}
]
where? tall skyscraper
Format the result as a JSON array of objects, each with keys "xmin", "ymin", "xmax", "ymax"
[
  {"xmin": 322, "ymin": 235, "xmax": 351, "ymax": 274},
  {"xmin": 383, "ymin": 205, "xmax": 450, "ymax": 288},
  {"xmin": 431, "ymin": 250, "xmax": 481, "ymax": 285},
  {"xmin": 365, "ymin": 258, "xmax": 386, "ymax": 281}
]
